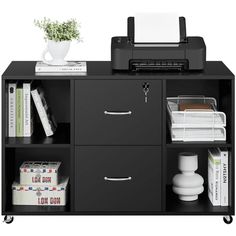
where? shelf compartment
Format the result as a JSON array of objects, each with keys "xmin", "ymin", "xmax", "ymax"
[
  {"xmin": 2, "ymin": 147, "xmax": 72, "ymax": 213},
  {"xmin": 4, "ymin": 79, "xmax": 71, "ymax": 147},
  {"xmin": 5, "ymin": 123, "xmax": 70, "ymax": 147},
  {"xmin": 166, "ymin": 79, "xmax": 233, "ymax": 144},
  {"xmin": 166, "ymin": 185, "xmax": 232, "ymax": 215},
  {"xmin": 165, "ymin": 147, "xmax": 233, "ymax": 214}
]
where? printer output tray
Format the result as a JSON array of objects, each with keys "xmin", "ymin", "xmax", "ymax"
[{"xmin": 130, "ymin": 59, "xmax": 188, "ymax": 71}]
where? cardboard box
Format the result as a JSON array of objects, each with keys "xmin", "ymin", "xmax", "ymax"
[
  {"xmin": 12, "ymin": 177, "xmax": 69, "ymax": 206},
  {"xmin": 20, "ymin": 161, "xmax": 61, "ymax": 186}
]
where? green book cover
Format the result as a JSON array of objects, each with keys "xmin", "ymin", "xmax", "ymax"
[{"xmin": 16, "ymin": 85, "xmax": 23, "ymax": 137}]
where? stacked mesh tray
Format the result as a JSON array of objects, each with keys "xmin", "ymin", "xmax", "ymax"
[{"xmin": 167, "ymin": 96, "xmax": 226, "ymax": 142}]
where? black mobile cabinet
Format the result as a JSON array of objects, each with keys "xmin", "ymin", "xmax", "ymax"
[{"xmin": 1, "ymin": 61, "xmax": 235, "ymax": 224}]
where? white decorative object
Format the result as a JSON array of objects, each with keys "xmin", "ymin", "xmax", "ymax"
[
  {"xmin": 12, "ymin": 177, "xmax": 69, "ymax": 206},
  {"xmin": 20, "ymin": 161, "xmax": 61, "ymax": 186},
  {"xmin": 172, "ymin": 152, "xmax": 204, "ymax": 201},
  {"xmin": 42, "ymin": 40, "xmax": 70, "ymax": 65}
]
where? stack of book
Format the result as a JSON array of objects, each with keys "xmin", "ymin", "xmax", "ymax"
[
  {"xmin": 7, "ymin": 81, "xmax": 57, "ymax": 137},
  {"xmin": 35, "ymin": 61, "xmax": 87, "ymax": 75},
  {"xmin": 208, "ymin": 148, "xmax": 229, "ymax": 206},
  {"xmin": 12, "ymin": 161, "xmax": 69, "ymax": 206},
  {"xmin": 7, "ymin": 82, "xmax": 34, "ymax": 137}
]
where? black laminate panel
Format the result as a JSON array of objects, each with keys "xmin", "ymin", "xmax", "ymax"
[
  {"xmin": 75, "ymin": 146, "xmax": 162, "ymax": 212},
  {"xmin": 75, "ymin": 80, "xmax": 162, "ymax": 145}
]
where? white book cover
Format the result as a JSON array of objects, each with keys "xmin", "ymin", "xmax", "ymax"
[
  {"xmin": 35, "ymin": 61, "xmax": 87, "ymax": 73},
  {"xmin": 23, "ymin": 82, "xmax": 33, "ymax": 136},
  {"xmin": 218, "ymin": 148, "xmax": 229, "ymax": 206},
  {"xmin": 8, "ymin": 83, "xmax": 16, "ymax": 137},
  {"xmin": 208, "ymin": 148, "xmax": 221, "ymax": 206},
  {"xmin": 31, "ymin": 89, "xmax": 53, "ymax": 136},
  {"xmin": 31, "ymin": 86, "xmax": 57, "ymax": 136}
]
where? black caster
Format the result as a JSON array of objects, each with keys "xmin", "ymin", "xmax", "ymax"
[
  {"xmin": 223, "ymin": 215, "xmax": 233, "ymax": 224},
  {"xmin": 3, "ymin": 215, "xmax": 14, "ymax": 224}
]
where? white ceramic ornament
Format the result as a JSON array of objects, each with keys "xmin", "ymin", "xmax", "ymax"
[{"xmin": 172, "ymin": 152, "xmax": 204, "ymax": 201}]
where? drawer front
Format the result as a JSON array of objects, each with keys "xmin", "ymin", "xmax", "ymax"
[
  {"xmin": 75, "ymin": 146, "xmax": 162, "ymax": 212},
  {"xmin": 75, "ymin": 80, "xmax": 162, "ymax": 145}
]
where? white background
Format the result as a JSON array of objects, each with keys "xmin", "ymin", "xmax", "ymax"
[{"xmin": 0, "ymin": 0, "xmax": 236, "ymax": 234}]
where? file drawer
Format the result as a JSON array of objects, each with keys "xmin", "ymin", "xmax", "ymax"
[
  {"xmin": 75, "ymin": 80, "xmax": 162, "ymax": 145},
  {"xmin": 75, "ymin": 146, "xmax": 162, "ymax": 212}
]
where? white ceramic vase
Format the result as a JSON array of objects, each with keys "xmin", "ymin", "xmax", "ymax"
[
  {"xmin": 172, "ymin": 152, "xmax": 204, "ymax": 201},
  {"xmin": 42, "ymin": 40, "xmax": 71, "ymax": 65}
]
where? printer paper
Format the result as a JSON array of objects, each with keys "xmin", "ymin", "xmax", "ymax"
[{"xmin": 134, "ymin": 13, "xmax": 180, "ymax": 43}]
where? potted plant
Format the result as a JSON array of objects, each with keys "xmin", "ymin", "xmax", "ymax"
[{"xmin": 34, "ymin": 18, "xmax": 80, "ymax": 65}]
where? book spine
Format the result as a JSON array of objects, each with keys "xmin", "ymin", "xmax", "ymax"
[
  {"xmin": 8, "ymin": 83, "xmax": 16, "ymax": 137},
  {"xmin": 220, "ymin": 150, "xmax": 228, "ymax": 206},
  {"xmin": 16, "ymin": 86, "xmax": 23, "ymax": 137},
  {"xmin": 208, "ymin": 150, "xmax": 221, "ymax": 206},
  {"xmin": 214, "ymin": 160, "xmax": 221, "ymax": 206},
  {"xmin": 23, "ymin": 83, "xmax": 32, "ymax": 136},
  {"xmin": 6, "ymin": 83, "xmax": 8, "ymax": 137},
  {"xmin": 31, "ymin": 89, "xmax": 53, "ymax": 136},
  {"xmin": 208, "ymin": 158, "xmax": 213, "ymax": 204}
]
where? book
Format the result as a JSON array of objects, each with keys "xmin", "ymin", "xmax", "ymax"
[
  {"xmin": 35, "ymin": 61, "xmax": 87, "ymax": 73},
  {"xmin": 31, "ymin": 84, "xmax": 57, "ymax": 136},
  {"xmin": 8, "ymin": 83, "xmax": 16, "ymax": 137},
  {"xmin": 6, "ymin": 83, "xmax": 8, "ymax": 137},
  {"xmin": 23, "ymin": 81, "xmax": 34, "ymax": 136},
  {"xmin": 16, "ymin": 83, "xmax": 23, "ymax": 137},
  {"xmin": 218, "ymin": 148, "xmax": 228, "ymax": 206},
  {"xmin": 35, "ymin": 72, "xmax": 87, "ymax": 76},
  {"xmin": 208, "ymin": 148, "xmax": 221, "ymax": 206}
]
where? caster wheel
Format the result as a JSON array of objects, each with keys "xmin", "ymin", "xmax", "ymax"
[
  {"xmin": 223, "ymin": 215, "xmax": 233, "ymax": 224},
  {"xmin": 3, "ymin": 215, "xmax": 14, "ymax": 224}
]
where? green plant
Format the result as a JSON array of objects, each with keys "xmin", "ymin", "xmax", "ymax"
[{"xmin": 34, "ymin": 18, "xmax": 80, "ymax": 42}]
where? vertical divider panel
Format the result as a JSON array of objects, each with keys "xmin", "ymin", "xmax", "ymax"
[
  {"xmin": 70, "ymin": 79, "xmax": 75, "ymax": 211},
  {"xmin": 2, "ymin": 79, "xmax": 6, "ymax": 212},
  {"xmin": 162, "ymin": 79, "xmax": 166, "ymax": 211},
  {"xmin": 230, "ymin": 79, "xmax": 235, "ymax": 211}
]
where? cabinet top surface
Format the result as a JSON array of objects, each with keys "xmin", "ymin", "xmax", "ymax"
[{"xmin": 2, "ymin": 61, "xmax": 234, "ymax": 79}]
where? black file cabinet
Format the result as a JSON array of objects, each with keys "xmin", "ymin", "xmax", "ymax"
[{"xmin": 1, "ymin": 61, "xmax": 235, "ymax": 223}]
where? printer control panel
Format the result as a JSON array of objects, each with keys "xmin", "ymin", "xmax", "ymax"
[{"xmin": 112, "ymin": 37, "xmax": 132, "ymax": 47}]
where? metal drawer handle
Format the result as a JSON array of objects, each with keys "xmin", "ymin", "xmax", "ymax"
[
  {"xmin": 104, "ymin": 176, "xmax": 132, "ymax": 181},
  {"xmin": 104, "ymin": 111, "xmax": 132, "ymax": 115}
]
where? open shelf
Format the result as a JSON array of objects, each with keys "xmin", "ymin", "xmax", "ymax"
[
  {"xmin": 166, "ymin": 142, "xmax": 232, "ymax": 148},
  {"xmin": 2, "ymin": 147, "xmax": 72, "ymax": 213},
  {"xmin": 166, "ymin": 185, "xmax": 232, "ymax": 215},
  {"xmin": 4, "ymin": 79, "xmax": 71, "ymax": 147},
  {"xmin": 166, "ymin": 79, "xmax": 233, "ymax": 145},
  {"xmin": 165, "ymin": 147, "xmax": 233, "ymax": 215},
  {"xmin": 5, "ymin": 123, "xmax": 70, "ymax": 148}
]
